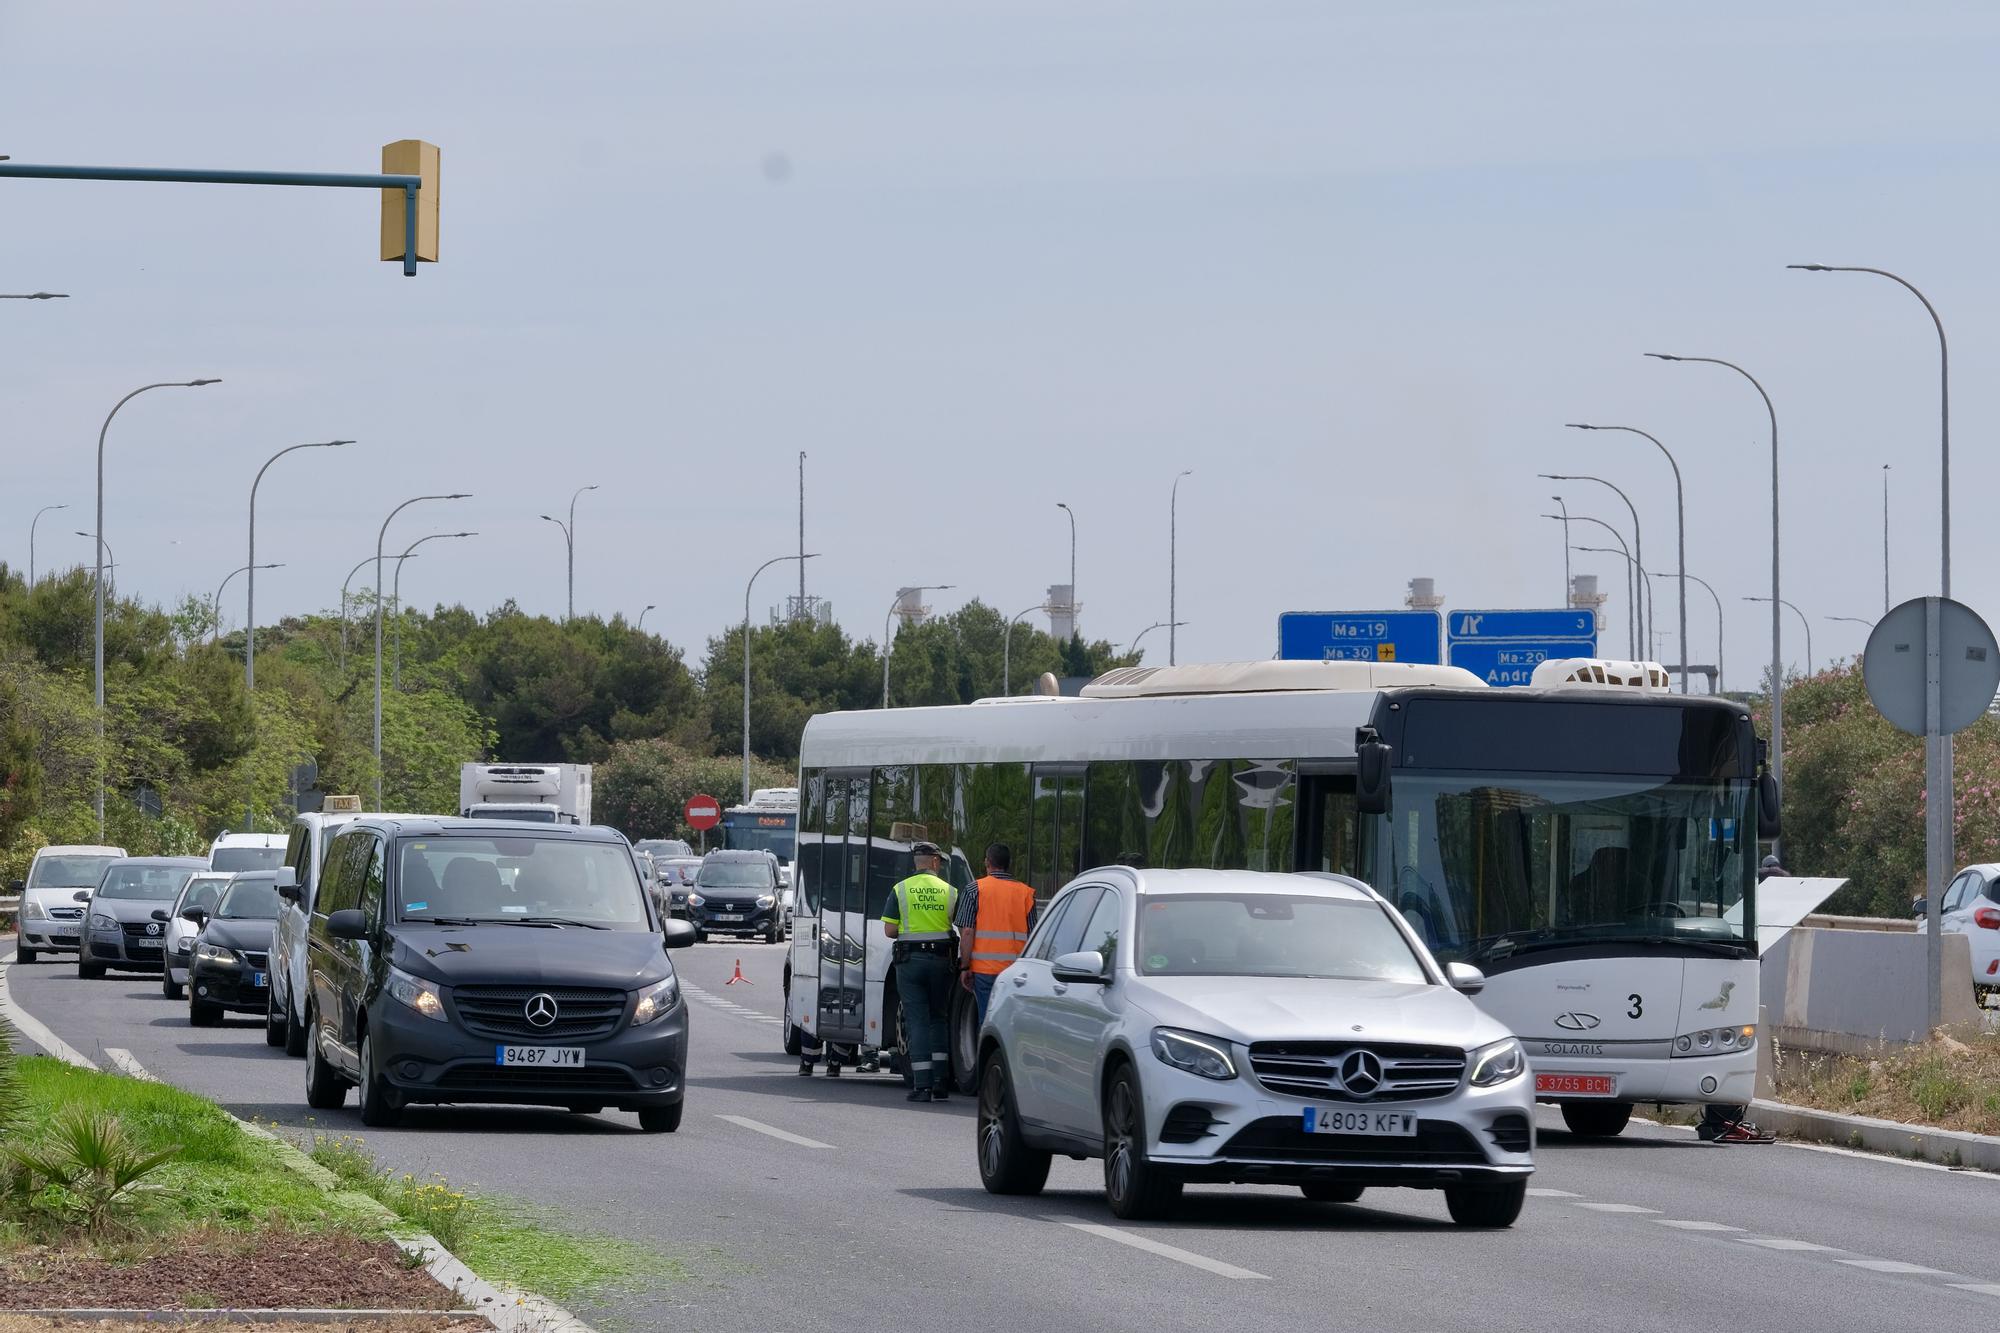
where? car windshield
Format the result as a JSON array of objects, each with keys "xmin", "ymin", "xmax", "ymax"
[
  {"xmin": 1136, "ymin": 893, "xmax": 1429, "ymax": 983},
  {"xmin": 637, "ymin": 840, "xmax": 692, "ymax": 858},
  {"xmin": 396, "ymin": 836, "xmax": 649, "ymax": 929},
  {"xmin": 211, "ymin": 845, "xmax": 284, "ymax": 872},
  {"xmin": 215, "ymin": 879, "xmax": 281, "ymax": 919},
  {"xmin": 697, "ymin": 861, "xmax": 772, "ymax": 889},
  {"xmin": 28, "ymin": 855, "xmax": 119, "ymax": 889},
  {"xmin": 180, "ymin": 876, "xmax": 232, "ymax": 914},
  {"xmin": 96, "ymin": 865, "xmax": 197, "ymax": 901}
]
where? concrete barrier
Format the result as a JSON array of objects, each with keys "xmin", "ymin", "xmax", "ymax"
[{"xmin": 1760, "ymin": 926, "xmax": 1980, "ymax": 1057}]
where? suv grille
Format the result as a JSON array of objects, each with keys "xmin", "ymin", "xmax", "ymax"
[
  {"xmin": 1223, "ymin": 1117, "xmax": 1487, "ymax": 1165},
  {"xmin": 1247, "ymin": 1041, "xmax": 1466, "ymax": 1102},
  {"xmin": 700, "ymin": 897, "xmax": 760, "ymax": 914},
  {"xmin": 241, "ymin": 951, "xmax": 271, "ymax": 972},
  {"xmin": 453, "ymin": 985, "xmax": 627, "ymax": 1041}
]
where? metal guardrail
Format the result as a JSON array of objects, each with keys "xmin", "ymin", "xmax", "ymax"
[{"xmin": 0, "ymin": 896, "xmax": 16, "ymax": 912}]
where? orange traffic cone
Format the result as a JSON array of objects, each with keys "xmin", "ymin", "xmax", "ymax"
[{"xmin": 726, "ymin": 958, "xmax": 753, "ymax": 985}]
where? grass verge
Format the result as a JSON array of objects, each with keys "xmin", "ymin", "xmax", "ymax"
[{"xmin": 1772, "ymin": 1028, "xmax": 2000, "ymax": 1137}]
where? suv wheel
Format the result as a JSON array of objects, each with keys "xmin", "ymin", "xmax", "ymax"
[
  {"xmin": 976, "ymin": 1051, "xmax": 1050, "ymax": 1195},
  {"xmin": 765, "ymin": 919, "xmax": 781, "ymax": 945},
  {"xmin": 1560, "ymin": 1101, "xmax": 1634, "ymax": 1138},
  {"xmin": 303, "ymin": 1007, "xmax": 348, "ymax": 1110},
  {"xmin": 1444, "ymin": 1178, "xmax": 1527, "ymax": 1228},
  {"xmin": 638, "ymin": 1101, "xmax": 683, "ymax": 1133},
  {"xmin": 1102, "ymin": 1065, "xmax": 1181, "ymax": 1220},
  {"xmin": 264, "ymin": 990, "xmax": 287, "ymax": 1047},
  {"xmin": 356, "ymin": 1033, "xmax": 403, "ymax": 1128}
]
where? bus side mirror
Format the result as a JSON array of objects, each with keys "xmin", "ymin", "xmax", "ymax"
[
  {"xmin": 1357, "ymin": 737, "xmax": 1393, "ymax": 816},
  {"xmin": 1757, "ymin": 769, "xmax": 1781, "ymax": 839}
]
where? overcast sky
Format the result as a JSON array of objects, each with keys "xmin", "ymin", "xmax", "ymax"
[{"xmin": 7, "ymin": 1, "xmax": 1999, "ymax": 690}]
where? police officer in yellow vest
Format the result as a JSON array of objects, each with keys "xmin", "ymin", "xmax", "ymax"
[{"xmin": 881, "ymin": 841, "xmax": 960, "ymax": 1103}]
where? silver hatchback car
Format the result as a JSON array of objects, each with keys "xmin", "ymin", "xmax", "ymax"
[{"xmin": 975, "ymin": 868, "xmax": 1534, "ymax": 1225}]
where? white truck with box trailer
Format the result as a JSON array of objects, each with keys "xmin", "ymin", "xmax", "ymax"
[{"xmin": 458, "ymin": 762, "xmax": 593, "ymax": 825}]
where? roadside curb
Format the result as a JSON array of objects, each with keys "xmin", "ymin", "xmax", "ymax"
[
  {"xmin": 1752, "ymin": 1097, "xmax": 2000, "ymax": 1172},
  {"xmin": 0, "ymin": 950, "xmax": 597, "ymax": 1333},
  {"xmin": 9, "ymin": 1310, "xmax": 469, "ymax": 1325}
]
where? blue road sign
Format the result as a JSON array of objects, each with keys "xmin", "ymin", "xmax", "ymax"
[
  {"xmin": 1449, "ymin": 641, "xmax": 1580, "ymax": 687},
  {"xmin": 1447, "ymin": 609, "xmax": 1597, "ymax": 643},
  {"xmin": 1278, "ymin": 611, "xmax": 1441, "ymax": 664}
]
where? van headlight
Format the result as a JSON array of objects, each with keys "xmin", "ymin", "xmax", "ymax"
[
  {"xmin": 1469, "ymin": 1037, "xmax": 1527, "ymax": 1087},
  {"xmin": 386, "ymin": 966, "xmax": 446, "ymax": 1022},
  {"xmin": 632, "ymin": 974, "xmax": 681, "ymax": 1026},
  {"xmin": 1149, "ymin": 1028, "xmax": 1237, "ymax": 1081},
  {"xmin": 687, "ymin": 893, "xmax": 705, "ymax": 908}
]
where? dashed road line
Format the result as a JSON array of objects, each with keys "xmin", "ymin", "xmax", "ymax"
[
  {"xmin": 1573, "ymin": 1202, "xmax": 1661, "ymax": 1214},
  {"xmin": 1526, "ymin": 1187, "xmax": 1580, "ymax": 1197},
  {"xmin": 0, "ymin": 950, "xmax": 99, "ymax": 1069},
  {"xmin": 714, "ymin": 1114, "xmax": 835, "ymax": 1150},
  {"xmin": 104, "ymin": 1047, "xmax": 157, "ymax": 1081},
  {"xmin": 1782, "ymin": 1139, "xmax": 2000, "ymax": 1179},
  {"xmin": 1655, "ymin": 1220, "xmax": 1744, "ymax": 1232},
  {"xmin": 1837, "ymin": 1259, "xmax": 1948, "ymax": 1275},
  {"xmin": 1950, "ymin": 1284, "xmax": 2000, "ymax": 1297},
  {"xmin": 1061, "ymin": 1222, "xmax": 1270, "ymax": 1281},
  {"xmin": 1737, "ymin": 1237, "xmax": 1838, "ymax": 1252}
]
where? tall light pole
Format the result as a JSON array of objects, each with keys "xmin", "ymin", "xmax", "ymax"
[
  {"xmin": 1551, "ymin": 496, "xmax": 1575, "ymax": 615},
  {"xmin": 882, "ymin": 585, "xmax": 956, "ymax": 708},
  {"xmin": 1129, "ymin": 621, "xmax": 1186, "ymax": 659},
  {"xmin": 1543, "ymin": 513, "xmax": 1639, "ymax": 658},
  {"xmin": 637, "ymin": 604, "xmax": 656, "ymax": 632},
  {"xmin": 1055, "ymin": 502, "xmax": 1077, "ymax": 639},
  {"xmin": 392, "ymin": 531, "xmax": 475, "ymax": 688},
  {"xmin": 1540, "ymin": 471, "xmax": 1645, "ymax": 653},
  {"xmin": 29, "ymin": 503, "xmax": 68, "ymax": 584},
  {"xmin": 743, "ymin": 553, "xmax": 817, "ymax": 803},
  {"xmin": 1881, "ymin": 464, "xmax": 1890, "ymax": 614},
  {"xmin": 213, "ymin": 563, "xmax": 282, "ymax": 643},
  {"xmin": 1651, "ymin": 569, "xmax": 1724, "ymax": 693},
  {"xmin": 536, "ymin": 483, "xmax": 597, "ymax": 621},
  {"xmin": 247, "ymin": 439, "xmax": 349, "ymax": 690},
  {"xmin": 1647, "ymin": 353, "xmax": 1782, "ymax": 800},
  {"xmin": 375, "ymin": 493, "xmax": 469, "ymax": 806},
  {"xmin": 1574, "ymin": 544, "xmax": 1646, "ymax": 653},
  {"xmin": 92, "ymin": 378, "xmax": 219, "ymax": 837},
  {"xmin": 1567, "ymin": 424, "xmax": 1687, "ymax": 693},
  {"xmin": 1002, "ymin": 603, "xmax": 1048, "ymax": 696},
  {"xmin": 1169, "ymin": 470, "xmax": 1192, "ymax": 664},
  {"xmin": 1746, "ymin": 597, "xmax": 1812, "ymax": 675}
]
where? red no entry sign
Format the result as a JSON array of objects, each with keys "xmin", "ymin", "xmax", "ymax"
[{"xmin": 685, "ymin": 794, "xmax": 722, "ymax": 831}]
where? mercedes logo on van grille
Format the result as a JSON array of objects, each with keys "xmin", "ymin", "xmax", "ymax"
[
  {"xmin": 1554, "ymin": 1012, "xmax": 1601, "ymax": 1031},
  {"xmin": 1335, "ymin": 1049, "xmax": 1384, "ymax": 1097},
  {"xmin": 523, "ymin": 994, "xmax": 559, "ymax": 1028}
]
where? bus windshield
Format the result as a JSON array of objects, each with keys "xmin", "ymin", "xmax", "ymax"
[
  {"xmin": 723, "ymin": 815, "xmax": 795, "ymax": 863},
  {"xmin": 1373, "ymin": 771, "xmax": 1754, "ymax": 965}
]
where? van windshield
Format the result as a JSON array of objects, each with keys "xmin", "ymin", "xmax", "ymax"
[
  {"xmin": 396, "ymin": 837, "xmax": 649, "ymax": 930},
  {"xmin": 212, "ymin": 845, "xmax": 284, "ymax": 872},
  {"xmin": 28, "ymin": 855, "xmax": 119, "ymax": 889}
]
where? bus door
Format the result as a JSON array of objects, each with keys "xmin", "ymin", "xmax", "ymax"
[
  {"xmin": 817, "ymin": 772, "xmax": 871, "ymax": 1044},
  {"xmin": 1295, "ymin": 767, "xmax": 1360, "ymax": 878},
  {"xmin": 1027, "ymin": 764, "xmax": 1086, "ymax": 901}
]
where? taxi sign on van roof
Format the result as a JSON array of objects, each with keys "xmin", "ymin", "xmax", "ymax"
[{"xmin": 324, "ymin": 794, "xmax": 363, "ymax": 813}]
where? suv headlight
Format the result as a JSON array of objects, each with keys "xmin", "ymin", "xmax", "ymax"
[
  {"xmin": 1469, "ymin": 1037, "xmax": 1527, "ymax": 1087},
  {"xmin": 632, "ymin": 974, "xmax": 681, "ymax": 1026},
  {"xmin": 1149, "ymin": 1027, "xmax": 1237, "ymax": 1081},
  {"xmin": 89, "ymin": 912, "xmax": 118, "ymax": 930},
  {"xmin": 195, "ymin": 941, "xmax": 241, "ymax": 965},
  {"xmin": 386, "ymin": 965, "xmax": 446, "ymax": 1022},
  {"xmin": 687, "ymin": 893, "xmax": 705, "ymax": 908},
  {"xmin": 756, "ymin": 894, "xmax": 776, "ymax": 908}
]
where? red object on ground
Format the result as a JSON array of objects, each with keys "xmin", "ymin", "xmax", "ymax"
[
  {"xmin": 686, "ymin": 794, "xmax": 722, "ymax": 831},
  {"xmin": 726, "ymin": 957, "xmax": 753, "ymax": 985}
]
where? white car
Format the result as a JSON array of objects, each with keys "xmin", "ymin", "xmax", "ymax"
[
  {"xmin": 11, "ymin": 844, "xmax": 127, "ymax": 963},
  {"xmin": 975, "ymin": 868, "xmax": 1535, "ymax": 1225},
  {"xmin": 163, "ymin": 871, "xmax": 235, "ymax": 999},
  {"xmin": 1922, "ymin": 865, "xmax": 2000, "ymax": 1003},
  {"xmin": 209, "ymin": 831, "xmax": 286, "ymax": 873}
]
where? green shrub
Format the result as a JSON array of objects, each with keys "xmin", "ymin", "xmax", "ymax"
[{"xmin": 2, "ymin": 1109, "xmax": 180, "ymax": 1237}]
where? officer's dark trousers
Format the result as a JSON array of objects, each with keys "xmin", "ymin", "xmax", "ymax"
[{"xmin": 895, "ymin": 951, "xmax": 953, "ymax": 1091}]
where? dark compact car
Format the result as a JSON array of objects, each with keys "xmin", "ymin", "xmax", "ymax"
[
  {"xmin": 77, "ymin": 857, "xmax": 207, "ymax": 978},
  {"xmin": 301, "ymin": 818, "xmax": 695, "ymax": 1130},
  {"xmin": 687, "ymin": 850, "xmax": 785, "ymax": 943},
  {"xmin": 178, "ymin": 871, "xmax": 284, "ymax": 1027}
]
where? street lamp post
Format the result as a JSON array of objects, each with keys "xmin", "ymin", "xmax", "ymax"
[
  {"xmin": 338, "ymin": 553, "xmax": 384, "ymax": 672},
  {"xmin": 375, "ymin": 493, "xmax": 470, "ymax": 806},
  {"xmin": 29, "ymin": 503, "xmax": 68, "ymax": 584},
  {"xmin": 213, "ymin": 563, "xmax": 283, "ymax": 643},
  {"xmin": 246, "ymin": 440, "xmax": 349, "ymax": 690},
  {"xmin": 1543, "ymin": 513, "xmax": 1642, "ymax": 658},
  {"xmin": 92, "ymin": 378, "xmax": 219, "ymax": 837},
  {"xmin": 1128, "ymin": 621, "xmax": 1186, "ymax": 659},
  {"xmin": 1169, "ymin": 470, "xmax": 1192, "ymax": 665},
  {"xmin": 1566, "ymin": 424, "xmax": 1688, "ymax": 693},
  {"xmin": 537, "ymin": 483, "xmax": 597, "ymax": 621},
  {"xmin": 1574, "ymin": 543, "xmax": 1644, "ymax": 648},
  {"xmin": 392, "ymin": 531, "xmax": 476, "ymax": 688},
  {"xmin": 1647, "ymin": 353, "xmax": 1783, "ymax": 800},
  {"xmin": 75, "ymin": 532, "xmax": 116, "ymax": 598},
  {"xmin": 1650, "ymin": 569, "xmax": 1724, "ymax": 693},
  {"xmin": 1002, "ymin": 603, "xmax": 1049, "ymax": 696},
  {"xmin": 1551, "ymin": 496, "xmax": 1577, "ymax": 617},
  {"xmin": 637, "ymin": 604, "xmax": 656, "ymax": 632},
  {"xmin": 1055, "ymin": 502, "xmax": 1077, "ymax": 638},
  {"xmin": 1745, "ymin": 597, "xmax": 1812, "ymax": 675},
  {"xmin": 1540, "ymin": 471, "xmax": 1646, "ymax": 653},
  {"xmin": 882, "ymin": 585, "xmax": 956, "ymax": 708},
  {"xmin": 743, "ymin": 554, "xmax": 817, "ymax": 803}
]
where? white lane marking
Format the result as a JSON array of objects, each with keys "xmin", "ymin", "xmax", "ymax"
[
  {"xmin": 1737, "ymin": 1237, "xmax": 1838, "ymax": 1252},
  {"xmin": 1782, "ymin": 1139, "xmax": 2000, "ymax": 1180},
  {"xmin": 1061, "ymin": 1222, "xmax": 1270, "ymax": 1281},
  {"xmin": 1655, "ymin": 1220, "xmax": 1744, "ymax": 1232},
  {"xmin": 0, "ymin": 951, "xmax": 100, "ymax": 1070},
  {"xmin": 1526, "ymin": 1187, "xmax": 1581, "ymax": 1197},
  {"xmin": 104, "ymin": 1048, "xmax": 158, "ymax": 1082},
  {"xmin": 1837, "ymin": 1259, "xmax": 1948, "ymax": 1275},
  {"xmin": 1573, "ymin": 1202, "xmax": 1661, "ymax": 1214},
  {"xmin": 1950, "ymin": 1284, "xmax": 2000, "ymax": 1296},
  {"xmin": 715, "ymin": 1114, "xmax": 835, "ymax": 1150}
]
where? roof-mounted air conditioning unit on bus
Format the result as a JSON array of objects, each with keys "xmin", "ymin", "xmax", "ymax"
[
  {"xmin": 1080, "ymin": 660, "xmax": 1485, "ymax": 699},
  {"xmin": 1529, "ymin": 658, "xmax": 1671, "ymax": 691}
]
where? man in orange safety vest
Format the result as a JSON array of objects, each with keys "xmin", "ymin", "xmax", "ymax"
[{"xmin": 955, "ymin": 843, "xmax": 1037, "ymax": 1027}]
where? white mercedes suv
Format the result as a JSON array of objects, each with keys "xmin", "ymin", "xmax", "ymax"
[{"xmin": 975, "ymin": 868, "xmax": 1535, "ymax": 1226}]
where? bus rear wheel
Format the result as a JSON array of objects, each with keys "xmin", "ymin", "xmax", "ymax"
[{"xmin": 1559, "ymin": 1101, "xmax": 1634, "ymax": 1138}]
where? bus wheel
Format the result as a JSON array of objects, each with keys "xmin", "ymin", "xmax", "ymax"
[{"xmin": 1560, "ymin": 1101, "xmax": 1634, "ymax": 1138}]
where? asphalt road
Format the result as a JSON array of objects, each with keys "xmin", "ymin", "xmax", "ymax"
[{"xmin": 5, "ymin": 939, "xmax": 1997, "ymax": 1332}]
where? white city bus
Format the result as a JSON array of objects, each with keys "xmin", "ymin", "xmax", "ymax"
[{"xmin": 783, "ymin": 659, "xmax": 1780, "ymax": 1133}]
